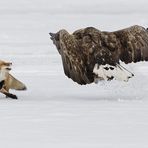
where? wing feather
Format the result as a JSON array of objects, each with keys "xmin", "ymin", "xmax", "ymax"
[
  {"xmin": 58, "ymin": 30, "xmax": 93, "ymax": 85},
  {"xmin": 79, "ymin": 25, "xmax": 148, "ymax": 65},
  {"xmin": 114, "ymin": 25, "xmax": 148, "ymax": 63}
]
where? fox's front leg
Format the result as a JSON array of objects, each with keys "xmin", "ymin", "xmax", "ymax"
[
  {"xmin": 3, "ymin": 85, "xmax": 10, "ymax": 98},
  {"xmin": 0, "ymin": 88, "xmax": 17, "ymax": 99}
]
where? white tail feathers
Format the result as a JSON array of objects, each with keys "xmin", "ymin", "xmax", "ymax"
[{"xmin": 93, "ymin": 63, "xmax": 134, "ymax": 82}]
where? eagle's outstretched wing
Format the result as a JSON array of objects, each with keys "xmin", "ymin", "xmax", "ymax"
[
  {"xmin": 114, "ymin": 25, "xmax": 148, "ymax": 63},
  {"xmin": 73, "ymin": 25, "xmax": 148, "ymax": 66}
]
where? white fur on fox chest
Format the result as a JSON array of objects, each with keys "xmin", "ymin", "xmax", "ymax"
[
  {"xmin": 93, "ymin": 64, "xmax": 134, "ymax": 82},
  {"xmin": 0, "ymin": 70, "xmax": 7, "ymax": 82}
]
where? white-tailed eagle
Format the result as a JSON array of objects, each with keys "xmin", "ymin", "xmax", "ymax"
[{"xmin": 50, "ymin": 25, "xmax": 148, "ymax": 85}]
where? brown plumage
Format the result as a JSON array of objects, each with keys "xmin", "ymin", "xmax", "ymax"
[{"xmin": 50, "ymin": 25, "xmax": 148, "ymax": 85}]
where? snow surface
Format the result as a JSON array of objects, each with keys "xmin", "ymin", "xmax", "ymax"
[{"xmin": 0, "ymin": 0, "xmax": 148, "ymax": 147}]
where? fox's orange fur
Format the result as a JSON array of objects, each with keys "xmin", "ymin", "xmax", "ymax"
[{"xmin": 0, "ymin": 60, "xmax": 27, "ymax": 99}]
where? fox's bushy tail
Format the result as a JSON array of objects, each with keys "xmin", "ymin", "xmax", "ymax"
[{"xmin": 8, "ymin": 74, "xmax": 27, "ymax": 90}]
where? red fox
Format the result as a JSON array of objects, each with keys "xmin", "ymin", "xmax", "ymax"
[{"xmin": 0, "ymin": 60, "xmax": 27, "ymax": 99}]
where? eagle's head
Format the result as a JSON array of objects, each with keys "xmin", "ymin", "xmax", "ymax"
[{"xmin": 49, "ymin": 32, "xmax": 61, "ymax": 54}]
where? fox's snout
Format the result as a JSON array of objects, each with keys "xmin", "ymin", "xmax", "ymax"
[
  {"xmin": 2, "ymin": 65, "xmax": 12, "ymax": 71},
  {"xmin": 5, "ymin": 62, "xmax": 12, "ymax": 70},
  {"xmin": 6, "ymin": 67, "xmax": 11, "ymax": 71}
]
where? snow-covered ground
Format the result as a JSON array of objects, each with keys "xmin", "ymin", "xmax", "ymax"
[{"xmin": 0, "ymin": 0, "xmax": 148, "ymax": 147}]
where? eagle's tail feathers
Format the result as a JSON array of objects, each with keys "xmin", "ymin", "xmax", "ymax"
[{"xmin": 93, "ymin": 64, "xmax": 134, "ymax": 82}]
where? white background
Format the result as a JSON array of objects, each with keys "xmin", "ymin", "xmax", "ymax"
[{"xmin": 0, "ymin": 0, "xmax": 148, "ymax": 147}]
